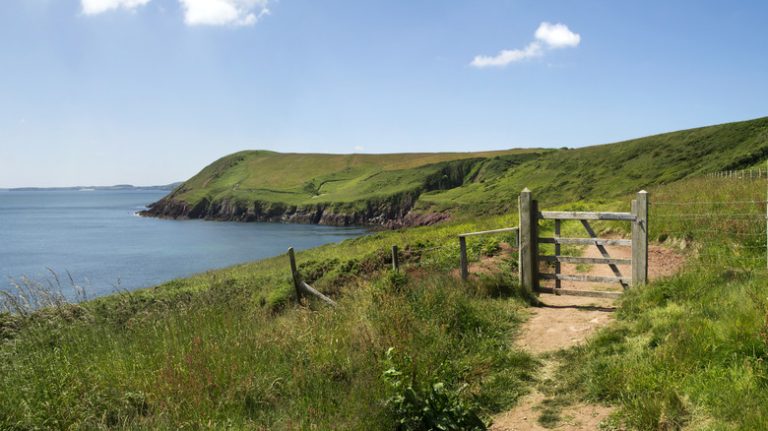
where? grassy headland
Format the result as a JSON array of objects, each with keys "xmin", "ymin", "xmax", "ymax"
[
  {"xmin": 141, "ymin": 149, "xmax": 546, "ymax": 226},
  {"xmin": 143, "ymin": 117, "xmax": 768, "ymax": 224}
]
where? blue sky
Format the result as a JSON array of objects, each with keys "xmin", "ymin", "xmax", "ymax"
[{"xmin": 1, "ymin": 0, "xmax": 767, "ymax": 187}]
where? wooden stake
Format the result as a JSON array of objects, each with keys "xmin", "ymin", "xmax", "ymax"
[
  {"xmin": 459, "ymin": 236, "xmax": 469, "ymax": 281},
  {"xmin": 288, "ymin": 247, "xmax": 302, "ymax": 302},
  {"xmin": 554, "ymin": 219, "xmax": 561, "ymax": 293},
  {"xmin": 391, "ymin": 245, "xmax": 399, "ymax": 271}
]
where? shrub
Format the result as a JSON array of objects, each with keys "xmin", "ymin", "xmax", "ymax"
[{"xmin": 381, "ymin": 348, "xmax": 487, "ymax": 431}]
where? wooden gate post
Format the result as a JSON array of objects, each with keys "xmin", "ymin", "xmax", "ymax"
[
  {"xmin": 519, "ymin": 189, "xmax": 537, "ymax": 292},
  {"xmin": 631, "ymin": 191, "xmax": 648, "ymax": 286}
]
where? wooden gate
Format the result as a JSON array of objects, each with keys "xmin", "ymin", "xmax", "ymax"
[{"xmin": 518, "ymin": 188, "xmax": 648, "ymax": 299}]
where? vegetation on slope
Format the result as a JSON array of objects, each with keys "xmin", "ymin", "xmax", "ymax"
[
  {"xmin": 421, "ymin": 116, "xmax": 768, "ymax": 214},
  {"xmin": 141, "ymin": 149, "xmax": 544, "ymax": 225},
  {"xmin": 541, "ymin": 175, "xmax": 768, "ymax": 430},
  {"xmin": 144, "ymin": 117, "xmax": 768, "ymax": 225},
  {"xmin": 0, "ymin": 215, "xmax": 537, "ymax": 430}
]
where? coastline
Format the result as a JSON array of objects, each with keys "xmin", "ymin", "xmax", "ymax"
[{"xmin": 139, "ymin": 195, "xmax": 452, "ymax": 228}]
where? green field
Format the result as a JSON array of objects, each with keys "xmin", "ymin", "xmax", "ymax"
[{"xmin": 2, "ymin": 117, "xmax": 768, "ymax": 429}]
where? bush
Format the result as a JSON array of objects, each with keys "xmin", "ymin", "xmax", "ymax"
[{"xmin": 381, "ymin": 348, "xmax": 487, "ymax": 431}]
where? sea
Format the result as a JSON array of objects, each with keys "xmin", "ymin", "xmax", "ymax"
[{"xmin": 0, "ymin": 189, "xmax": 365, "ymax": 300}]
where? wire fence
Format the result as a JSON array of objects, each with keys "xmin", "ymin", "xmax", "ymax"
[
  {"xmin": 387, "ymin": 169, "xmax": 768, "ymax": 285},
  {"xmin": 396, "ymin": 230, "xmax": 520, "ymax": 277},
  {"xmin": 649, "ymin": 171, "xmax": 768, "ymax": 268},
  {"xmin": 705, "ymin": 168, "xmax": 768, "ymax": 180}
]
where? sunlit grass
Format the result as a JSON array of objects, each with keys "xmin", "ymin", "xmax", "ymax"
[
  {"xmin": 546, "ymin": 175, "xmax": 768, "ymax": 430},
  {"xmin": 0, "ymin": 213, "xmax": 540, "ymax": 430}
]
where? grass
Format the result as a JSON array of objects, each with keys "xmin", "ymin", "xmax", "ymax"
[
  {"xmin": 538, "ymin": 174, "xmax": 768, "ymax": 430},
  {"xmin": 0, "ymin": 273, "xmax": 538, "ymax": 429},
  {"xmin": 0, "ymin": 212, "xmax": 543, "ymax": 430},
  {"xmin": 159, "ymin": 149, "xmax": 545, "ymax": 207}
]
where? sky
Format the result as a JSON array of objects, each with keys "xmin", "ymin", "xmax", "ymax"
[{"xmin": 1, "ymin": 0, "xmax": 767, "ymax": 187}]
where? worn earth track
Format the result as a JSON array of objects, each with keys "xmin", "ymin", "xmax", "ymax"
[{"xmin": 487, "ymin": 243, "xmax": 685, "ymax": 430}]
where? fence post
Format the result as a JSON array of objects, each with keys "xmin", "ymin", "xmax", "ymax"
[
  {"xmin": 391, "ymin": 245, "xmax": 399, "ymax": 271},
  {"xmin": 554, "ymin": 219, "xmax": 561, "ymax": 292},
  {"xmin": 288, "ymin": 247, "xmax": 302, "ymax": 301},
  {"xmin": 519, "ymin": 188, "xmax": 537, "ymax": 292},
  {"xmin": 459, "ymin": 236, "xmax": 469, "ymax": 281},
  {"xmin": 631, "ymin": 191, "xmax": 649, "ymax": 286}
]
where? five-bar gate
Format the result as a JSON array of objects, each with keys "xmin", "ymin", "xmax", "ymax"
[{"xmin": 518, "ymin": 188, "xmax": 648, "ymax": 299}]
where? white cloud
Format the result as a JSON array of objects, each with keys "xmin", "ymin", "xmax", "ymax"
[
  {"xmin": 179, "ymin": 0, "xmax": 270, "ymax": 26},
  {"xmin": 81, "ymin": 0, "xmax": 151, "ymax": 15},
  {"xmin": 470, "ymin": 42, "xmax": 542, "ymax": 68},
  {"xmin": 471, "ymin": 22, "xmax": 580, "ymax": 68},
  {"xmin": 353, "ymin": 145, "xmax": 365, "ymax": 152},
  {"xmin": 534, "ymin": 22, "xmax": 581, "ymax": 48}
]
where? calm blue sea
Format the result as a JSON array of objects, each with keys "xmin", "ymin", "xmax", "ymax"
[{"xmin": 0, "ymin": 189, "xmax": 365, "ymax": 299}]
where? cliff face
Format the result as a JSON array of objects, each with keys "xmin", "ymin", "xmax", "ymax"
[{"xmin": 140, "ymin": 190, "xmax": 449, "ymax": 228}]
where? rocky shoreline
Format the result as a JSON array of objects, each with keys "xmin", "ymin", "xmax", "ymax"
[{"xmin": 139, "ymin": 193, "xmax": 450, "ymax": 229}]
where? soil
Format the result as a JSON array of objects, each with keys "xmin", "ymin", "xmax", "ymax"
[
  {"xmin": 491, "ymin": 387, "xmax": 614, "ymax": 431},
  {"xmin": 485, "ymin": 242, "xmax": 686, "ymax": 431}
]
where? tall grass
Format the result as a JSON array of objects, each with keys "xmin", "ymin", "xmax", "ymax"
[
  {"xmin": 0, "ymin": 214, "xmax": 538, "ymax": 430},
  {"xmin": 548, "ymin": 175, "xmax": 768, "ymax": 430}
]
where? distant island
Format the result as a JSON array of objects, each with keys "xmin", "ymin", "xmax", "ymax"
[{"xmin": 2, "ymin": 182, "xmax": 182, "ymax": 192}]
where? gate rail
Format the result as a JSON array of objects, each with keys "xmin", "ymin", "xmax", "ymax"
[{"xmin": 519, "ymin": 189, "xmax": 648, "ymax": 299}]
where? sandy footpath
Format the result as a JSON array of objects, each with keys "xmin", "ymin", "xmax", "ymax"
[{"xmin": 489, "ymin": 243, "xmax": 684, "ymax": 430}]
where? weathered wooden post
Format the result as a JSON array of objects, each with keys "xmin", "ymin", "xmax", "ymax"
[
  {"xmin": 631, "ymin": 191, "xmax": 648, "ymax": 286},
  {"xmin": 288, "ymin": 247, "xmax": 302, "ymax": 301},
  {"xmin": 459, "ymin": 236, "xmax": 469, "ymax": 281},
  {"xmin": 519, "ymin": 188, "xmax": 537, "ymax": 292},
  {"xmin": 391, "ymin": 245, "xmax": 399, "ymax": 271},
  {"xmin": 554, "ymin": 219, "xmax": 561, "ymax": 292}
]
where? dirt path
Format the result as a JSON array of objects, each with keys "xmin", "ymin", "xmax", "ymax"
[
  {"xmin": 491, "ymin": 365, "xmax": 613, "ymax": 430},
  {"xmin": 489, "ymin": 243, "xmax": 685, "ymax": 430}
]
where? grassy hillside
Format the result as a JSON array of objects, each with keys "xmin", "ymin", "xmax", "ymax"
[
  {"xmin": 144, "ymin": 117, "xmax": 768, "ymax": 225},
  {"xmin": 421, "ymin": 116, "xmax": 768, "ymax": 214},
  {"xmin": 171, "ymin": 149, "xmax": 541, "ymax": 206},
  {"xmin": 142, "ymin": 149, "xmax": 545, "ymax": 224}
]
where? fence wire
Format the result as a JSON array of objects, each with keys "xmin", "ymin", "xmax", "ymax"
[
  {"xmin": 394, "ymin": 229, "xmax": 519, "ymax": 278},
  {"xmin": 647, "ymin": 170, "xmax": 768, "ymax": 268}
]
